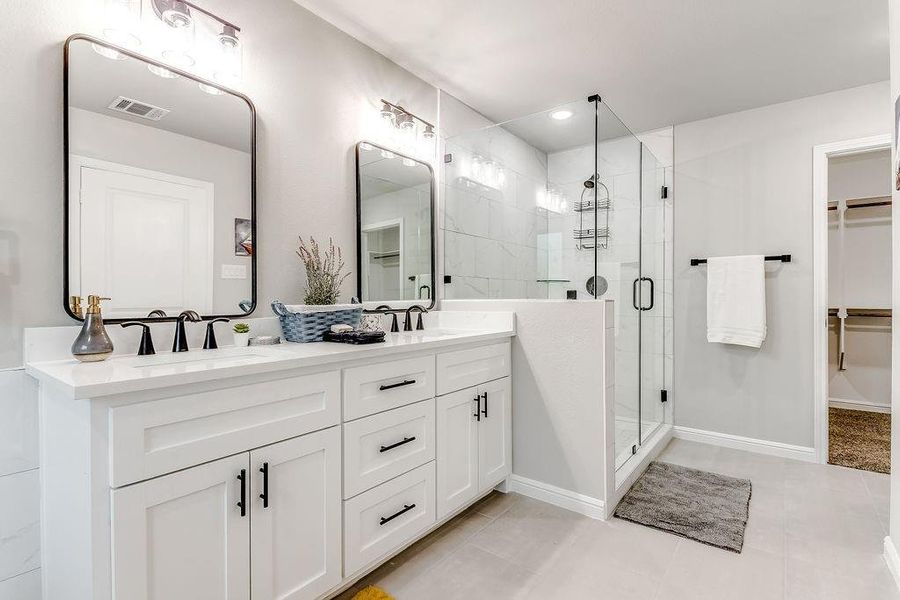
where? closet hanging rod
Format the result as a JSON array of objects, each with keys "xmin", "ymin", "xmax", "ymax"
[
  {"xmin": 690, "ymin": 254, "xmax": 791, "ymax": 266},
  {"xmin": 828, "ymin": 308, "xmax": 892, "ymax": 318},
  {"xmin": 826, "ymin": 195, "xmax": 892, "ymax": 211}
]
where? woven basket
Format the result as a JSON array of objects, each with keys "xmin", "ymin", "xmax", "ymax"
[{"xmin": 272, "ymin": 301, "xmax": 363, "ymax": 343}]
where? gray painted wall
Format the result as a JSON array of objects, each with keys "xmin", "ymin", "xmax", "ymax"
[
  {"xmin": 0, "ymin": 0, "xmax": 437, "ymax": 369},
  {"xmin": 0, "ymin": 1, "xmax": 438, "ymax": 595},
  {"xmin": 673, "ymin": 81, "xmax": 891, "ymax": 448}
]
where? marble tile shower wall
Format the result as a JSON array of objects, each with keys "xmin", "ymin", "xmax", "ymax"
[
  {"xmin": 0, "ymin": 370, "xmax": 41, "ymax": 599},
  {"xmin": 442, "ymin": 132, "xmax": 551, "ymax": 300}
]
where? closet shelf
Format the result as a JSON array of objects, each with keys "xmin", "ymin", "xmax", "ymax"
[
  {"xmin": 828, "ymin": 307, "xmax": 892, "ymax": 318},
  {"xmin": 827, "ymin": 195, "xmax": 892, "ymax": 211}
]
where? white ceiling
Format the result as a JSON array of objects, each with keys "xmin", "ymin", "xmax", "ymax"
[{"xmin": 294, "ymin": 0, "xmax": 889, "ymax": 132}]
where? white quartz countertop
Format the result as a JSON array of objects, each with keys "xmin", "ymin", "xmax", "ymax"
[{"xmin": 25, "ymin": 312, "xmax": 514, "ymax": 399}]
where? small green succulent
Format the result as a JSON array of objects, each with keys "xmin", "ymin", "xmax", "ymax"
[{"xmin": 233, "ymin": 323, "xmax": 250, "ymax": 334}]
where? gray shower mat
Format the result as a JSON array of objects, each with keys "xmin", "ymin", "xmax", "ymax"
[{"xmin": 614, "ymin": 461, "xmax": 752, "ymax": 553}]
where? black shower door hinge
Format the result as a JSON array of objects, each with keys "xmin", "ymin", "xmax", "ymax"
[
  {"xmin": 444, "ymin": 153, "xmax": 453, "ymax": 163},
  {"xmin": 661, "ymin": 186, "xmax": 668, "ymax": 199},
  {"xmin": 660, "ymin": 389, "xmax": 668, "ymax": 403}
]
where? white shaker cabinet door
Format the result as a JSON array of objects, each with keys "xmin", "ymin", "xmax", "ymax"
[
  {"xmin": 436, "ymin": 387, "xmax": 480, "ymax": 520},
  {"xmin": 477, "ymin": 377, "xmax": 512, "ymax": 492},
  {"xmin": 111, "ymin": 453, "xmax": 251, "ymax": 600},
  {"xmin": 250, "ymin": 427, "xmax": 342, "ymax": 600}
]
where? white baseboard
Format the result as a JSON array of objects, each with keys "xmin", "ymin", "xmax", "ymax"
[
  {"xmin": 673, "ymin": 425, "xmax": 816, "ymax": 462},
  {"xmin": 884, "ymin": 537, "xmax": 900, "ymax": 592},
  {"xmin": 507, "ymin": 474, "xmax": 606, "ymax": 520},
  {"xmin": 829, "ymin": 397, "xmax": 891, "ymax": 414}
]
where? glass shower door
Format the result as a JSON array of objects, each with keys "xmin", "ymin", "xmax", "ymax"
[{"xmin": 639, "ymin": 143, "xmax": 667, "ymax": 444}]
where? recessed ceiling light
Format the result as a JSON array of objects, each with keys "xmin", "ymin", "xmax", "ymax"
[{"xmin": 550, "ymin": 109, "xmax": 574, "ymax": 121}]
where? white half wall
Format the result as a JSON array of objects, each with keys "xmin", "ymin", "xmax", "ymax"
[
  {"xmin": 674, "ymin": 81, "xmax": 891, "ymax": 448},
  {"xmin": 443, "ymin": 300, "xmax": 609, "ymax": 503}
]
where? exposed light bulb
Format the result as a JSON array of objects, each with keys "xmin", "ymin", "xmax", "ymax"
[
  {"xmin": 397, "ymin": 113, "xmax": 415, "ymax": 130},
  {"xmin": 380, "ymin": 102, "xmax": 395, "ymax": 123},
  {"xmin": 161, "ymin": 0, "xmax": 193, "ymax": 28}
]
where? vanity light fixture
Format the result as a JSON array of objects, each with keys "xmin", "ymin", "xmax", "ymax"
[
  {"xmin": 550, "ymin": 109, "xmax": 574, "ymax": 121},
  {"xmin": 156, "ymin": 0, "xmax": 194, "ymax": 29},
  {"xmin": 377, "ymin": 99, "xmax": 437, "ymax": 161},
  {"xmin": 396, "ymin": 113, "xmax": 415, "ymax": 130},
  {"xmin": 380, "ymin": 102, "xmax": 396, "ymax": 124}
]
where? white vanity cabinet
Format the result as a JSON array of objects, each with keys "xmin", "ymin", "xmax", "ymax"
[
  {"xmin": 28, "ymin": 326, "xmax": 514, "ymax": 600},
  {"xmin": 111, "ymin": 452, "xmax": 252, "ymax": 600},
  {"xmin": 436, "ymin": 376, "xmax": 512, "ymax": 519},
  {"xmin": 111, "ymin": 428, "xmax": 342, "ymax": 600}
]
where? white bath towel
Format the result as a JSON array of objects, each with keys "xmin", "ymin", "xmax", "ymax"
[{"xmin": 706, "ymin": 255, "xmax": 767, "ymax": 348}]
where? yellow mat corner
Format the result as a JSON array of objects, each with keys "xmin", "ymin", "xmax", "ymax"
[{"xmin": 352, "ymin": 586, "xmax": 395, "ymax": 600}]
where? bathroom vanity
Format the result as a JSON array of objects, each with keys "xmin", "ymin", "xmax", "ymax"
[{"xmin": 26, "ymin": 316, "xmax": 514, "ymax": 600}]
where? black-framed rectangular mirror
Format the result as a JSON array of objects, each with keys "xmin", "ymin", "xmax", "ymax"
[
  {"xmin": 356, "ymin": 141, "xmax": 435, "ymax": 309},
  {"xmin": 64, "ymin": 34, "xmax": 256, "ymax": 322}
]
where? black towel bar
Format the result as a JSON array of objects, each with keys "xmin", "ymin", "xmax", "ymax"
[{"xmin": 690, "ymin": 254, "xmax": 791, "ymax": 266}]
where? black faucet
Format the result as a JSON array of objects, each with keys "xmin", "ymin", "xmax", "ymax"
[
  {"xmin": 375, "ymin": 305, "xmax": 400, "ymax": 332},
  {"xmin": 147, "ymin": 309, "xmax": 167, "ymax": 318},
  {"xmin": 404, "ymin": 305, "xmax": 427, "ymax": 331},
  {"xmin": 121, "ymin": 322, "xmax": 156, "ymax": 356},
  {"xmin": 173, "ymin": 310, "xmax": 202, "ymax": 352},
  {"xmin": 203, "ymin": 318, "xmax": 230, "ymax": 350}
]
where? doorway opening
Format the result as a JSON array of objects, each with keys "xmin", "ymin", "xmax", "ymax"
[{"xmin": 813, "ymin": 135, "xmax": 892, "ymax": 473}]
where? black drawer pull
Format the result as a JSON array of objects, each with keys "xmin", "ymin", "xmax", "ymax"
[
  {"xmin": 379, "ymin": 379, "xmax": 416, "ymax": 391},
  {"xmin": 380, "ymin": 436, "xmax": 417, "ymax": 453},
  {"xmin": 237, "ymin": 469, "xmax": 247, "ymax": 517},
  {"xmin": 481, "ymin": 392, "xmax": 488, "ymax": 418},
  {"xmin": 380, "ymin": 503, "xmax": 416, "ymax": 525},
  {"xmin": 259, "ymin": 462, "xmax": 269, "ymax": 509},
  {"xmin": 473, "ymin": 395, "xmax": 481, "ymax": 421}
]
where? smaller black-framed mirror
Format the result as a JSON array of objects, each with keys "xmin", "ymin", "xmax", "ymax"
[
  {"xmin": 63, "ymin": 34, "xmax": 257, "ymax": 323},
  {"xmin": 355, "ymin": 141, "xmax": 436, "ymax": 310}
]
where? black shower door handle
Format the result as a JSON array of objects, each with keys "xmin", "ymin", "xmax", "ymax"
[
  {"xmin": 632, "ymin": 278, "xmax": 640, "ymax": 311},
  {"xmin": 640, "ymin": 277, "xmax": 655, "ymax": 311}
]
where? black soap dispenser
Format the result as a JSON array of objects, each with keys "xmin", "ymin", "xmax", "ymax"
[{"xmin": 71, "ymin": 295, "xmax": 114, "ymax": 362}]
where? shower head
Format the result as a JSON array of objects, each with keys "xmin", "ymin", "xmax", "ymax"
[{"xmin": 583, "ymin": 174, "xmax": 596, "ymax": 189}]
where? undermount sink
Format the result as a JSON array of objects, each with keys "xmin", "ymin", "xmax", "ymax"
[{"xmin": 122, "ymin": 347, "xmax": 272, "ymax": 368}]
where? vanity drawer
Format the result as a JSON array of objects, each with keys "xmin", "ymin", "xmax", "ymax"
[
  {"xmin": 343, "ymin": 356, "xmax": 435, "ymax": 421},
  {"xmin": 109, "ymin": 370, "xmax": 341, "ymax": 487},
  {"xmin": 436, "ymin": 342, "xmax": 511, "ymax": 396},
  {"xmin": 343, "ymin": 399, "xmax": 435, "ymax": 498},
  {"xmin": 343, "ymin": 462, "xmax": 436, "ymax": 575}
]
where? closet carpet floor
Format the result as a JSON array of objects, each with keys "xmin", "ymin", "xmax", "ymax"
[{"xmin": 829, "ymin": 407, "xmax": 890, "ymax": 474}]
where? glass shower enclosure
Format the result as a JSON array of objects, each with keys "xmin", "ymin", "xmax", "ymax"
[{"xmin": 442, "ymin": 96, "xmax": 672, "ymax": 470}]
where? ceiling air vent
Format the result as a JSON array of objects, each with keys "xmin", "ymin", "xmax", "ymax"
[{"xmin": 107, "ymin": 96, "xmax": 170, "ymax": 121}]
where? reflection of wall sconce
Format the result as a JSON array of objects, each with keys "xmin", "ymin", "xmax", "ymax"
[
  {"xmin": 465, "ymin": 154, "xmax": 506, "ymax": 190},
  {"xmin": 94, "ymin": 0, "xmax": 243, "ymax": 96}
]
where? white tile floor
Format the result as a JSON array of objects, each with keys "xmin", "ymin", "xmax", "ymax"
[{"xmin": 336, "ymin": 438, "xmax": 899, "ymax": 600}]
